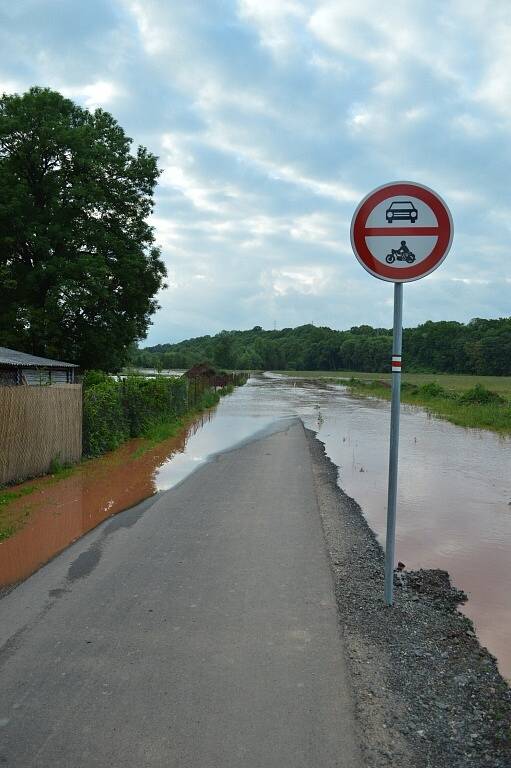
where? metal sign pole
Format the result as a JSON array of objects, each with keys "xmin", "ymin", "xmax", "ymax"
[
  {"xmin": 351, "ymin": 181, "xmax": 453, "ymax": 605},
  {"xmin": 384, "ymin": 281, "xmax": 403, "ymax": 606}
]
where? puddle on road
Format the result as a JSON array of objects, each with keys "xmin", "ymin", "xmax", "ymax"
[
  {"xmin": 0, "ymin": 391, "xmax": 291, "ymax": 589},
  {"xmin": 1, "ymin": 374, "xmax": 510, "ymax": 681},
  {"xmin": 0, "ymin": 411, "xmax": 214, "ymax": 587}
]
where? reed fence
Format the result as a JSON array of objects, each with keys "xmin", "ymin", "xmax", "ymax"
[{"xmin": 0, "ymin": 384, "xmax": 82, "ymax": 484}]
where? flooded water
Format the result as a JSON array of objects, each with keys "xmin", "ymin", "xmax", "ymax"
[
  {"xmin": 0, "ymin": 412, "xmax": 213, "ymax": 587},
  {"xmin": 155, "ymin": 373, "xmax": 511, "ymax": 679},
  {"xmin": 1, "ymin": 374, "xmax": 510, "ymax": 680}
]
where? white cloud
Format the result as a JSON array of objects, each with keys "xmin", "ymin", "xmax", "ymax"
[
  {"xmin": 308, "ymin": 53, "xmax": 345, "ymax": 76},
  {"xmin": 288, "ymin": 213, "xmax": 342, "ymax": 249},
  {"xmin": 123, "ymin": 0, "xmax": 169, "ymax": 55},
  {"xmin": 204, "ymin": 130, "xmax": 360, "ymax": 203},
  {"xmin": 404, "ymin": 106, "xmax": 430, "ymax": 123},
  {"xmin": 308, "ymin": 1, "xmax": 417, "ymax": 64},
  {"xmin": 62, "ymin": 80, "xmax": 122, "ymax": 110},
  {"xmin": 193, "ymin": 81, "xmax": 285, "ymax": 127},
  {"xmin": 264, "ymin": 266, "xmax": 334, "ymax": 296},
  {"xmin": 237, "ymin": 0, "xmax": 309, "ymax": 53},
  {"xmin": 0, "ymin": 77, "xmax": 24, "ymax": 96},
  {"xmin": 158, "ymin": 132, "xmax": 246, "ymax": 214},
  {"xmin": 2, "ymin": 0, "xmax": 511, "ymax": 342},
  {"xmin": 451, "ymin": 113, "xmax": 489, "ymax": 139},
  {"xmin": 451, "ymin": 278, "xmax": 491, "ymax": 285}
]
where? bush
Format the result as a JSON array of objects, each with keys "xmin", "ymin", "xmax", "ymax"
[
  {"xmin": 417, "ymin": 382, "xmax": 448, "ymax": 399},
  {"xmin": 458, "ymin": 384, "xmax": 505, "ymax": 405},
  {"xmin": 82, "ymin": 369, "xmax": 111, "ymax": 388},
  {"xmin": 198, "ymin": 389, "xmax": 221, "ymax": 410},
  {"xmin": 120, "ymin": 375, "xmax": 188, "ymax": 437},
  {"xmin": 81, "ymin": 370, "xmax": 244, "ymax": 458},
  {"xmin": 82, "ymin": 374, "xmax": 191, "ymax": 456},
  {"xmin": 83, "ymin": 377, "xmax": 129, "ymax": 456}
]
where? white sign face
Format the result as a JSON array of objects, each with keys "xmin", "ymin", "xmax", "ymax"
[{"xmin": 351, "ymin": 182, "xmax": 453, "ymax": 282}]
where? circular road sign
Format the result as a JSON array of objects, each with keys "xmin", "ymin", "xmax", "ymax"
[{"xmin": 350, "ymin": 181, "xmax": 453, "ymax": 282}]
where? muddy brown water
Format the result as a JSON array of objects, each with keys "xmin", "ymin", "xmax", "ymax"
[
  {"xmin": 1, "ymin": 374, "xmax": 510, "ymax": 681},
  {"xmin": 0, "ymin": 412, "xmax": 212, "ymax": 587}
]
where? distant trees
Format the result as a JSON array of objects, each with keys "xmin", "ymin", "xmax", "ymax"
[
  {"xmin": 213, "ymin": 331, "xmax": 236, "ymax": 370},
  {"xmin": 131, "ymin": 318, "xmax": 511, "ymax": 375},
  {"xmin": 0, "ymin": 87, "xmax": 166, "ymax": 370}
]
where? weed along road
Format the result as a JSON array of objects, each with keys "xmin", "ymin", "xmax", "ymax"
[{"xmin": 0, "ymin": 419, "xmax": 362, "ymax": 768}]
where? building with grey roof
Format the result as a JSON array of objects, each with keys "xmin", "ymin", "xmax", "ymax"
[{"xmin": 0, "ymin": 347, "xmax": 77, "ymax": 386}]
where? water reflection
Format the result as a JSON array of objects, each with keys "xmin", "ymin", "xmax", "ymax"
[
  {"xmin": 312, "ymin": 388, "xmax": 511, "ymax": 680},
  {"xmin": 0, "ymin": 411, "xmax": 213, "ymax": 586},
  {"xmin": 1, "ymin": 374, "xmax": 510, "ymax": 681},
  {"xmin": 249, "ymin": 375, "xmax": 511, "ymax": 679},
  {"xmin": 154, "ymin": 373, "xmax": 511, "ymax": 678}
]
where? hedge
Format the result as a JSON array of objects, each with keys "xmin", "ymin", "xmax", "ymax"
[{"xmin": 82, "ymin": 373, "xmax": 190, "ymax": 457}]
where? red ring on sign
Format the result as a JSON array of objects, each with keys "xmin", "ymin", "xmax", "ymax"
[{"xmin": 351, "ymin": 183, "xmax": 452, "ymax": 282}]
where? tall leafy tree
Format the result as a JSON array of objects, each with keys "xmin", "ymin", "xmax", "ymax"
[{"xmin": 0, "ymin": 87, "xmax": 166, "ymax": 370}]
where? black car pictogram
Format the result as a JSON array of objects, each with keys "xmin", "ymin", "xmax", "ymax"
[{"xmin": 386, "ymin": 200, "xmax": 418, "ymax": 224}]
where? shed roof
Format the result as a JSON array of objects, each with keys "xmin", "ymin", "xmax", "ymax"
[{"xmin": 0, "ymin": 347, "xmax": 77, "ymax": 369}]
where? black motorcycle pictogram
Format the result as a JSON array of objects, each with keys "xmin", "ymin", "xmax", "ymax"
[{"xmin": 386, "ymin": 240, "xmax": 416, "ymax": 264}]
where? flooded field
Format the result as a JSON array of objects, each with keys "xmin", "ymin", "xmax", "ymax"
[{"xmin": 1, "ymin": 373, "xmax": 510, "ymax": 680}]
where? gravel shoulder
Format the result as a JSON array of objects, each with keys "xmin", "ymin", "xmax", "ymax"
[{"xmin": 305, "ymin": 427, "xmax": 511, "ymax": 768}]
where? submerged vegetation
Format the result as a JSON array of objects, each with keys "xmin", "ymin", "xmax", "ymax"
[
  {"xmin": 346, "ymin": 378, "xmax": 511, "ymax": 434},
  {"xmin": 0, "ymin": 486, "xmax": 36, "ymax": 541},
  {"xmin": 276, "ymin": 370, "xmax": 511, "ymax": 397}
]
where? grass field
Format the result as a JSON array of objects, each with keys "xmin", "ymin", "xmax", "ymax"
[
  {"xmin": 273, "ymin": 370, "xmax": 511, "ymax": 397},
  {"xmin": 272, "ymin": 370, "xmax": 511, "ymax": 434}
]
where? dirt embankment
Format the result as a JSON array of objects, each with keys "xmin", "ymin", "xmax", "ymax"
[{"xmin": 305, "ymin": 428, "xmax": 511, "ymax": 768}]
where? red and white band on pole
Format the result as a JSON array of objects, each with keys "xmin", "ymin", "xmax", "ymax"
[{"xmin": 391, "ymin": 355, "xmax": 402, "ymax": 372}]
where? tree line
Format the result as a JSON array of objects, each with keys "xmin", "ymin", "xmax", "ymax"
[{"xmin": 131, "ymin": 318, "xmax": 511, "ymax": 376}]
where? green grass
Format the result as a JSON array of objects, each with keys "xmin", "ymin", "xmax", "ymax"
[
  {"xmin": 0, "ymin": 485, "xmax": 37, "ymax": 540},
  {"xmin": 0, "ymin": 486, "xmax": 36, "ymax": 505},
  {"xmin": 46, "ymin": 456, "xmax": 77, "ymax": 483},
  {"xmin": 142, "ymin": 419, "xmax": 184, "ymax": 444},
  {"xmin": 346, "ymin": 378, "xmax": 511, "ymax": 434},
  {"xmin": 0, "ymin": 462, "xmax": 79, "ymax": 540},
  {"xmin": 271, "ymin": 370, "xmax": 511, "ymax": 434},
  {"xmin": 272, "ymin": 370, "xmax": 511, "ymax": 398},
  {"xmin": 130, "ymin": 417, "xmax": 185, "ymax": 459}
]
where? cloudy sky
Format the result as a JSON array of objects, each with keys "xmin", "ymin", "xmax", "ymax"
[{"xmin": 1, "ymin": 1, "xmax": 511, "ymax": 344}]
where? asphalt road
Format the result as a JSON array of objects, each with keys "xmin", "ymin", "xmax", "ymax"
[{"xmin": 0, "ymin": 419, "xmax": 361, "ymax": 767}]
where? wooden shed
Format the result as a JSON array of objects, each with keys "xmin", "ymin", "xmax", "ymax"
[{"xmin": 0, "ymin": 347, "xmax": 78, "ymax": 386}]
